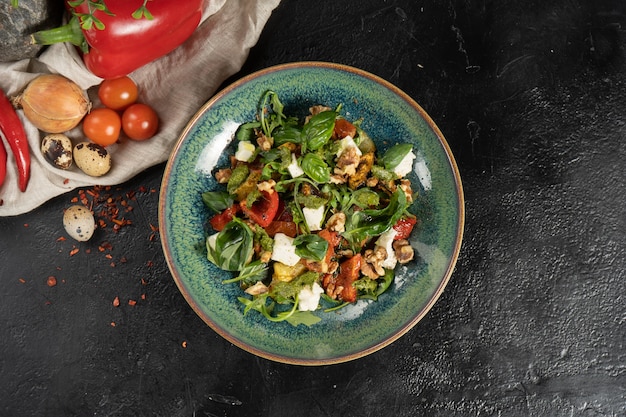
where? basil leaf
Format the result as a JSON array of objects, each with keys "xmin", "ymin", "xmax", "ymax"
[
  {"xmin": 235, "ymin": 121, "xmax": 261, "ymax": 142},
  {"xmin": 206, "ymin": 218, "xmax": 254, "ymax": 271},
  {"xmin": 302, "ymin": 111, "xmax": 336, "ymax": 151},
  {"xmin": 342, "ymin": 189, "xmax": 408, "ymax": 250},
  {"xmin": 201, "ymin": 191, "xmax": 234, "ymax": 213},
  {"xmin": 273, "ymin": 124, "xmax": 302, "ymax": 145},
  {"xmin": 294, "ymin": 234, "xmax": 329, "ymax": 261},
  {"xmin": 301, "ymin": 153, "xmax": 330, "ymax": 183},
  {"xmin": 381, "ymin": 143, "xmax": 413, "ymax": 170}
]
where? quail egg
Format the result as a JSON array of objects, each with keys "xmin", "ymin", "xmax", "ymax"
[
  {"xmin": 63, "ymin": 205, "xmax": 95, "ymax": 242},
  {"xmin": 73, "ymin": 141, "xmax": 111, "ymax": 177},
  {"xmin": 41, "ymin": 134, "xmax": 73, "ymax": 169}
]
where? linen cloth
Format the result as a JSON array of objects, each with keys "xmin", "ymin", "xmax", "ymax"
[{"xmin": 0, "ymin": 0, "xmax": 281, "ymax": 216}]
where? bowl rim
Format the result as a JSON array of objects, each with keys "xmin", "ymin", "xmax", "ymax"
[{"xmin": 158, "ymin": 61, "xmax": 465, "ymax": 365}]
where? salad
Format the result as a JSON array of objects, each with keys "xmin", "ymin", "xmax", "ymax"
[{"xmin": 202, "ymin": 91, "xmax": 419, "ymax": 326}]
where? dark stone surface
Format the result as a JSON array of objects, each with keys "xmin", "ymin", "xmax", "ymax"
[{"xmin": 1, "ymin": 0, "xmax": 624, "ymax": 415}]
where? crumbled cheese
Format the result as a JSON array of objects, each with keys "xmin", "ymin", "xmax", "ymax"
[
  {"xmin": 234, "ymin": 141, "xmax": 255, "ymax": 162},
  {"xmin": 287, "ymin": 153, "xmax": 304, "ymax": 178},
  {"xmin": 298, "ymin": 282, "xmax": 324, "ymax": 311},
  {"xmin": 302, "ymin": 205, "xmax": 325, "ymax": 231},
  {"xmin": 392, "ymin": 150, "xmax": 416, "ymax": 177},
  {"xmin": 335, "ymin": 136, "xmax": 362, "ymax": 158},
  {"xmin": 376, "ymin": 228, "xmax": 398, "ymax": 269},
  {"xmin": 270, "ymin": 233, "xmax": 301, "ymax": 266}
]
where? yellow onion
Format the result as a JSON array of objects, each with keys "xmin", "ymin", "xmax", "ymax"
[{"xmin": 15, "ymin": 74, "xmax": 90, "ymax": 133}]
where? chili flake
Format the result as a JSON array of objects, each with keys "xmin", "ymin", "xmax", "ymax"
[
  {"xmin": 112, "ymin": 296, "xmax": 120, "ymax": 307},
  {"xmin": 47, "ymin": 276, "xmax": 57, "ymax": 287}
]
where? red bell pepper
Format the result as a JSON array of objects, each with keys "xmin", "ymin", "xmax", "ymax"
[
  {"xmin": 240, "ymin": 190, "xmax": 279, "ymax": 228},
  {"xmin": 209, "ymin": 204, "xmax": 240, "ymax": 232},
  {"xmin": 0, "ymin": 88, "xmax": 30, "ymax": 192},
  {"xmin": 32, "ymin": 0, "xmax": 204, "ymax": 79}
]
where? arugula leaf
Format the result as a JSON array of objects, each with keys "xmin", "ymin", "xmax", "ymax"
[
  {"xmin": 223, "ymin": 260, "xmax": 269, "ymax": 285},
  {"xmin": 301, "ymin": 111, "xmax": 336, "ymax": 151},
  {"xmin": 356, "ymin": 269, "xmax": 394, "ymax": 300},
  {"xmin": 206, "ymin": 218, "xmax": 254, "ymax": 271},
  {"xmin": 294, "ymin": 234, "xmax": 329, "ymax": 261},
  {"xmin": 342, "ymin": 189, "xmax": 408, "ymax": 250},
  {"xmin": 201, "ymin": 191, "xmax": 234, "ymax": 213}
]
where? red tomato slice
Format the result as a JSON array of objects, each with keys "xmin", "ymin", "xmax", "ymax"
[
  {"xmin": 209, "ymin": 205, "xmax": 240, "ymax": 231},
  {"xmin": 240, "ymin": 190, "xmax": 279, "ymax": 228},
  {"xmin": 393, "ymin": 216, "xmax": 417, "ymax": 240},
  {"xmin": 265, "ymin": 221, "xmax": 297, "ymax": 238}
]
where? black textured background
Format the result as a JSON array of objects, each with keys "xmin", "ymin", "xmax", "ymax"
[{"xmin": 1, "ymin": 1, "xmax": 625, "ymax": 416}]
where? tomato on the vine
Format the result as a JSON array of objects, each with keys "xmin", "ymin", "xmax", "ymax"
[
  {"xmin": 98, "ymin": 76, "xmax": 138, "ymax": 110},
  {"xmin": 122, "ymin": 103, "xmax": 159, "ymax": 141},
  {"xmin": 83, "ymin": 108, "xmax": 121, "ymax": 146}
]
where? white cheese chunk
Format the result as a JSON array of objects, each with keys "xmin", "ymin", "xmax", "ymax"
[
  {"xmin": 270, "ymin": 233, "xmax": 301, "ymax": 266},
  {"xmin": 392, "ymin": 150, "xmax": 416, "ymax": 178},
  {"xmin": 234, "ymin": 141, "xmax": 255, "ymax": 162},
  {"xmin": 287, "ymin": 153, "xmax": 304, "ymax": 178},
  {"xmin": 335, "ymin": 136, "xmax": 362, "ymax": 158},
  {"xmin": 298, "ymin": 282, "xmax": 324, "ymax": 311},
  {"xmin": 376, "ymin": 228, "xmax": 398, "ymax": 269},
  {"xmin": 302, "ymin": 205, "xmax": 325, "ymax": 231}
]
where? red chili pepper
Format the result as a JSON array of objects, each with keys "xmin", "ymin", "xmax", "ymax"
[
  {"xmin": 0, "ymin": 135, "xmax": 6, "ymax": 188},
  {"xmin": 240, "ymin": 190, "xmax": 279, "ymax": 228},
  {"xmin": 32, "ymin": 1, "xmax": 204, "ymax": 79},
  {"xmin": 0, "ymin": 88, "xmax": 30, "ymax": 192},
  {"xmin": 393, "ymin": 216, "xmax": 417, "ymax": 240}
]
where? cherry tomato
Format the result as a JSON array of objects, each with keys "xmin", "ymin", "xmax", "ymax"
[
  {"xmin": 98, "ymin": 76, "xmax": 138, "ymax": 110},
  {"xmin": 122, "ymin": 103, "xmax": 159, "ymax": 141},
  {"xmin": 82, "ymin": 108, "xmax": 121, "ymax": 147}
]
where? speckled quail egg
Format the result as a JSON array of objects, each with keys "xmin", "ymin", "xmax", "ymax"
[
  {"xmin": 73, "ymin": 141, "xmax": 111, "ymax": 177},
  {"xmin": 63, "ymin": 205, "xmax": 95, "ymax": 242},
  {"xmin": 41, "ymin": 134, "xmax": 73, "ymax": 169}
]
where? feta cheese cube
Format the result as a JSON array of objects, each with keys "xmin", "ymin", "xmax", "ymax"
[
  {"xmin": 376, "ymin": 228, "xmax": 398, "ymax": 269},
  {"xmin": 392, "ymin": 150, "xmax": 416, "ymax": 178},
  {"xmin": 287, "ymin": 153, "xmax": 304, "ymax": 178},
  {"xmin": 335, "ymin": 136, "xmax": 362, "ymax": 158},
  {"xmin": 298, "ymin": 282, "xmax": 324, "ymax": 311},
  {"xmin": 302, "ymin": 205, "xmax": 325, "ymax": 231},
  {"xmin": 270, "ymin": 233, "xmax": 301, "ymax": 266},
  {"xmin": 234, "ymin": 141, "xmax": 255, "ymax": 162}
]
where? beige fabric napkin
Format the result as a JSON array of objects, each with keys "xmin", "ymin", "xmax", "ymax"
[{"xmin": 0, "ymin": 0, "xmax": 281, "ymax": 216}]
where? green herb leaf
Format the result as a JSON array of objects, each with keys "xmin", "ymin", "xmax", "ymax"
[
  {"xmin": 235, "ymin": 121, "xmax": 261, "ymax": 142},
  {"xmin": 273, "ymin": 124, "xmax": 302, "ymax": 145},
  {"xmin": 294, "ymin": 234, "xmax": 329, "ymax": 261},
  {"xmin": 206, "ymin": 218, "xmax": 254, "ymax": 271},
  {"xmin": 381, "ymin": 143, "xmax": 413, "ymax": 170},
  {"xmin": 302, "ymin": 111, "xmax": 336, "ymax": 151},
  {"xmin": 224, "ymin": 260, "xmax": 269, "ymax": 285},
  {"xmin": 342, "ymin": 189, "xmax": 408, "ymax": 250},
  {"xmin": 301, "ymin": 153, "xmax": 330, "ymax": 184},
  {"xmin": 201, "ymin": 191, "xmax": 234, "ymax": 213}
]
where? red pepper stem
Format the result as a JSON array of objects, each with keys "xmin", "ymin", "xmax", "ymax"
[{"xmin": 30, "ymin": 15, "xmax": 89, "ymax": 54}]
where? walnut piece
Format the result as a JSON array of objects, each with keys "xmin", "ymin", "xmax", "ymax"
[
  {"xmin": 393, "ymin": 239, "xmax": 415, "ymax": 264},
  {"xmin": 326, "ymin": 212, "xmax": 346, "ymax": 233},
  {"xmin": 215, "ymin": 168, "xmax": 232, "ymax": 184}
]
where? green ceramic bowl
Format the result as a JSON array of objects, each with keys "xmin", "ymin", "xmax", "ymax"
[{"xmin": 159, "ymin": 62, "xmax": 464, "ymax": 365}]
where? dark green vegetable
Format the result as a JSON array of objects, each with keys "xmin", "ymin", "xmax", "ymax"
[
  {"xmin": 226, "ymin": 164, "xmax": 249, "ymax": 194},
  {"xmin": 342, "ymin": 189, "xmax": 408, "ymax": 250},
  {"xmin": 300, "ymin": 153, "xmax": 330, "ymax": 184},
  {"xmin": 201, "ymin": 191, "xmax": 234, "ymax": 213},
  {"xmin": 381, "ymin": 143, "xmax": 413, "ymax": 170},
  {"xmin": 206, "ymin": 218, "xmax": 254, "ymax": 271},
  {"xmin": 223, "ymin": 260, "xmax": 269, "ymax": 286},
  {"xmin": 294, "ymin": 234, "xmax": 329, "ymax": 261},
  {"xmin": 301, "ymin": 111, "xmax": 336, "ymax": 151},
  {"xmin": 235, "ymin": 121, "xmax": 261, "ymax": 141}
]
